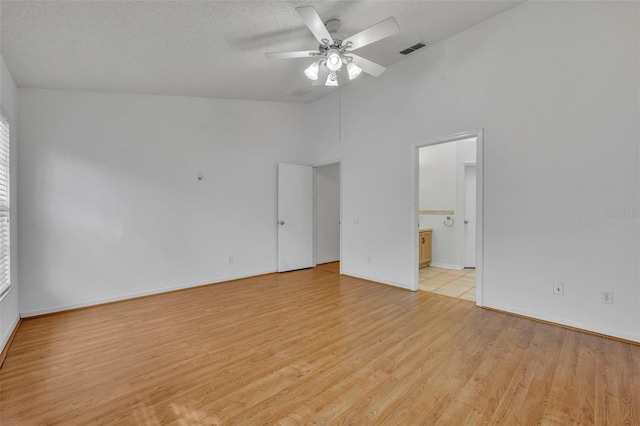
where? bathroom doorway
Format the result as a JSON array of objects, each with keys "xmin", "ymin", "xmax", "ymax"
[{"xmin": 413, "ymin": 131, "xmax": 483, "ymax": 305}]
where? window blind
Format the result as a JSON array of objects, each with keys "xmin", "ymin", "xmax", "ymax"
[{"xmin": 0, "ymin": 115, "xmax": 10, "ymax": 297}]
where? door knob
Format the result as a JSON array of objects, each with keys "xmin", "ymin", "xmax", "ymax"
[
  {"xmin": 279, "ymin": 220, "xmax": 285, "ymax": 225},
  {"xmin": 464, "ymin": 220, "xmax": 469, "ymax": 224}
]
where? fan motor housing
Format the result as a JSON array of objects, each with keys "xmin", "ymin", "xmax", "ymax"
[{"xmin": 324, "ymin": 19, "xmax": 341, "ymax": 34}]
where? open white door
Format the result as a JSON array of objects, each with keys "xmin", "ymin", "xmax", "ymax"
[
  {"xmin": 278, "ymin": 163, "xmax": 314, "ymax": 272},
  {"xmin": 464, "ymin": 164, "xmax": 477, "ymax": 268}
]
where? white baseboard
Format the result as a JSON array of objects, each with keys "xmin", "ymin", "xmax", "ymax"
[
  {"xmin": 1, "ymin": 314, "xmax": 20, "ymax": 354},
  {"xmin": 317, "ymin": 258, "xmax": 339, "ymax": 265},
  {"xmin": 484, "ymin": 301, "xmax": 640, "ymax": 343},
  {"xmin": 429, "ymin": 262, "xmax": 463, "ymax": 270},
  {"xmin": 20, "ymin": 270, "xmax": 277, "ymax": 318},
  {"xmin": 342, "ymin": 272, "xmax": 413, "ymax": 291}
]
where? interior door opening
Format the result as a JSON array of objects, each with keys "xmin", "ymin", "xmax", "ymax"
[
  {"xmin": 314, "ymin": 162, "xmax": 341, "ymax": 273},
  {"xmin": 277, "ymin": 162, "xmax": 342, "ymax": 274},
  {"xmin": 413, "ymin": 131, "xmax": 483, "ymax": 306}
]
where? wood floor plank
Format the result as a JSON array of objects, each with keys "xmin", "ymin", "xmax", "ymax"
[
  {"xmin": 1, "ymin": 264, "xmax": 639, "ymax": 425},
  {"xmin": 488, "ymin": 324, "xmax": 564, "ymax": 425},
  {"xmin": 594, "ymin": 334, "xmax": 640, "ymax": 425},
  {"xmin": 541, "ymin": 331, "xmax": 599, "ymax": 425}
]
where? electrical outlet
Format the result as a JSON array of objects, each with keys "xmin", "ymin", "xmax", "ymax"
[
  {"xmin": 553, "ymin": 282, "xmax": 564, "ymax": 296},
  {"xmin": 228, "ymin": 256, "xmax": 233, "ymax": 264},
  {"xmin": 601, "ymin": 291, "xmax": 613, "ymax": 304},
  {"xmin": 367, "ymin": 256, "xmax": 372, "ymax": 263}
]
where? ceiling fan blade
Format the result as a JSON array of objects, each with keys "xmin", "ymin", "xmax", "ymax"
[
  {"xmin": 312, "ymin": 66, "xmax": 330, "ymax": 86},
  {"xmin": 265, "ymin": 50, "xmax": 320, "ymax": 59},
  {"xmin": 350, "ymin": 54, "xmax": 386, "ymax": 77},
  {"xmin": 343, "ymin": 17, "xmax": 400, "ymax": 51},
  {"xmin": 296, "ymin": 6, "xmax": 334, "ymax": 46}
]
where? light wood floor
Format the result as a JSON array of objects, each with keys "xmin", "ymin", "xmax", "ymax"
[
  {"xmin": 419, "ymin": 266, "xmax": 476, "ymax": 301},
  {"xmin": 1, "ymin": 263, "xmax": 639, "ymax": 425}
]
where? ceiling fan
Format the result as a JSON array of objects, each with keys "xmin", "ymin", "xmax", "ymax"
[{"xmin": 265, "ymin": 6, "xmax": 400, "ymax": 87}]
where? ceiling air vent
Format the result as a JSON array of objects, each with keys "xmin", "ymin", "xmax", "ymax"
[{"xmin": 399, "ymin": 42, "xmax": 426, "ymax": 55}]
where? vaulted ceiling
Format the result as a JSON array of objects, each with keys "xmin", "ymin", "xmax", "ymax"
[{"xmin": 1, "ymin": 1, "xmax": 523, "ymax": 103}]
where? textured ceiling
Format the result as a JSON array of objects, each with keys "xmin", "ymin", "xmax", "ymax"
[{"xmin": 0, "ymin": 1, "xmax": 523, "ymax": 103}]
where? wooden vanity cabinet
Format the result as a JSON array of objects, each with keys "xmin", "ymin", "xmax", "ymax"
[{"xmin": 419, "ymin": 229, "xmax": 432, "ymax": 268}]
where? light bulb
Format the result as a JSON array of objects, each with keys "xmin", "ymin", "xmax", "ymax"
[
  {"xmin": 326, "ymin": 50, "xmax": 343, "ymax": 71},
  {"xmin": 347, "ymin": 62, "xmax": 362, "ymax": 80},
  {"xmin": 325, "ymin": 72, "xmax": 339, "ymax": 87},
  {"xmin": 304, "ymin": 62, "xmax": 319, "ymax": 80}
]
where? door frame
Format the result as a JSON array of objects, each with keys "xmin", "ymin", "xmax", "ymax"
[
  {"xmin": 412, "ymin": 130, "xmax": 484, "ymax": 307},
  {"xmin": 313, "ymin": 159, "xmax": 342, "ymax": 274}
]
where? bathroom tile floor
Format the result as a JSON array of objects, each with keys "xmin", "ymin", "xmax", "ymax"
[{"xmin": 419, "ymin": 266, "xmax": 476, "ymax": 302}]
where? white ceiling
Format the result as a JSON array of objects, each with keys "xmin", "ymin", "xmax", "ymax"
[{"xmin": 0, "ymin": 1, "xmax": 523, "ymax": 103}]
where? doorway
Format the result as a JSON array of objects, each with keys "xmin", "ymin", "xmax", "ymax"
[
  {"xmin": 277, "ymin": 162, "xmax": 342, "ymax": 273},
  {"xmin": 413, "ymin": 131, "xmax": 483, "ymax": 305},
  {"xmin": 314, "ymin": 162, "xmax": 341, "ymax": 272}
]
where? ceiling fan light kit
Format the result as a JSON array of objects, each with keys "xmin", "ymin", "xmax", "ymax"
[{"xmin": 266, "ymin": 6, "xmax": 400, "ymax": 88}]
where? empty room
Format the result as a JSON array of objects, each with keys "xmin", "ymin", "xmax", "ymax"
[{"xmin": 1, "ymin": 1, "xmax": 639, "ymax": 424}]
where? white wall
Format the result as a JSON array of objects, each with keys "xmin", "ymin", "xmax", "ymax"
[
  {"xmin": 10, "ymin": 1, "xmax": 640, "ymax": 343},
  {"xmin": 315, "ymin": 162, "xmax": 340, "ymax": 264},
  {"xmin": 309, "ymin": 1, "xmax": 640, "ymax": 341},
  {"xmin": 18, "ymin": 89, "xmax": 312, "ymax": 316},
  {"xmin": 420, "ymin": 142, "xmax": 456, "ymax": 210},
  {"xmin": 419, "ymin": 138, "xmax": 476, "ymax": 269},
  {"xmin": 0, "ymin": 55, "xmax": 20, "ymax": 354}
]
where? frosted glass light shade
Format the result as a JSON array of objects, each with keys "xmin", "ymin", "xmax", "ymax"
[
  {"xmin": 347, "ymin": 62, "xmax": 362, "ymax": 80},
  {"xmin": 325, "ymin": 72, "xmax": 339, "ymax": 86},
  {"xmin": 304, "ymin": 62, "xmax": 319, "ymax": 80},
  {"xmin": 326, "ymin": 50, "xmax": 343, "ymax": 71}
]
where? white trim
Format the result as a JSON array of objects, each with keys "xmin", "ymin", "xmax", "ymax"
[
  {"xmin": 411, "ymin": 146, "xmax": 419, "ymax": 290},
  {"xmin": 429, "ymin": 262, "xmax": 463, "ymax": 270},
  {"xmin": 312, "ymin": 167, "xmax": 318, "ymax": 268},
  {"xmin": 343, "ymin": 272, "xmax": 412, "ymax": 291},
  {"xmin": 316, "ymin": 258, "xmax": 339, "ymax": 264},
  {"xmin": 476, "ymin": 130, "xmax": 484, "ymax": 307},
  {"xmin": 485, "ymin": 302, "xmax": 640, "ymax": 343},
  {"xmin": 0, "ymin": 314, "xmax": 20, "ymax": 354},
  {"xmin": 339, "ymin": 161, "xmax": 342, "ymax": 275},
  {"xmin": 413, "ymin": 129, "xmax": 484, "ymax": 306},
  {"xmin": 20, "ymin": 270, "xmax": 277, "ymax": 318}
]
